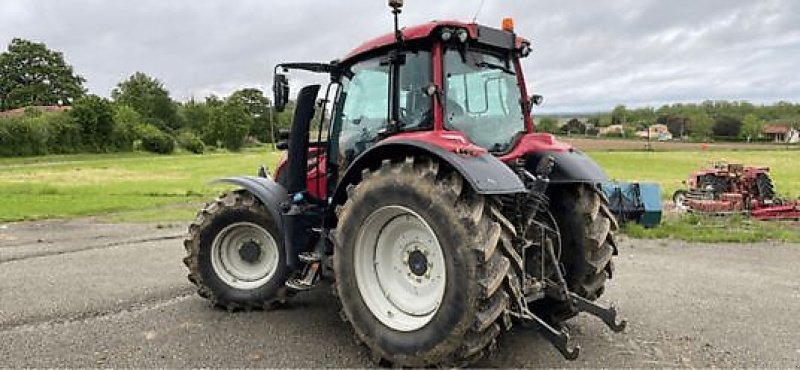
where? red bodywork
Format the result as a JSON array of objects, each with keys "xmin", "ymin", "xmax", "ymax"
[{"xmin": 274, "ymin": 20, "xmax": 571, "ymax": 200}]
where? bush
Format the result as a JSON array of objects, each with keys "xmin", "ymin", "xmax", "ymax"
[
  {"xmin": 176, "ymin": 131, "xmax": 204, "ymax": 154},
  {"xmin": 111, "ymin": 105, "xmax": 143, "ymax": 152},
  {"xmin": 44, "ymin": 113, "xmax": 84, "ymax": 154},
  {"xmin": 0, "ymin": 116, "xmax": 48, "ymax": 157},
  {"xmin": 134, "ymin": 123, "xmax": 174, "ymax": 154},
  {"xmin": 70, "ymin": 95, "xmax": 115, "ymax": 152}
]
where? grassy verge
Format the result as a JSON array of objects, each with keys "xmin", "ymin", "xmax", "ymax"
[
  {"xmin": 0, "ymin": 147, "xmax": 281, "ymax": 222},
  {"xmin": 623, "ymin": 213, "xmax": 800, "ymax": 243}
]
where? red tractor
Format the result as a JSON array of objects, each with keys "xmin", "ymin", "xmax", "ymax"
[
  {"xmin": 673, "ymin": 162, "xmax": 800, "ymax": 220},
  {"xmin": 183, "ymin": 2, "xmax": 624, "ymax": 366}
]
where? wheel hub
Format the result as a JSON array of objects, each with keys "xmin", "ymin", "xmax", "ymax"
[
  {"xmin": 210, "ymin": 222, "xmax": 280, "ymax": 290},
  {"xmin": 238, "ymin": 241, "xmax": 262, "ymax": 264},
  {"xmin": 407, "ymin": 249, "xmax": 428, "ymax": 276}
]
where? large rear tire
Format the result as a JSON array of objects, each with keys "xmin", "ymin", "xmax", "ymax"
[
  {"xmin": 543, "ymin": 185, "xmax": 617, "ymax": 322},
  {"xmin": 334, "ymin": 157, "xmax": 514, "ymax": 367},
  {"xmin": 183, "ymin": 191, "xmax": 288, "ymax": 310}
]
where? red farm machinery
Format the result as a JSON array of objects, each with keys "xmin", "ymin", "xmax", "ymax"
[
  {"xmin": 673, "ymin": 162, "xmax": 800, "ymax": 220},
  {"xmin": 182, "ymin": 2, "xmax": 625, "ymax": 366}
]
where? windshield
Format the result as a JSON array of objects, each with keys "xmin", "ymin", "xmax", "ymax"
[{"xmin": 444, "ymin": 48, "xmax": 525, "ymax": 152}]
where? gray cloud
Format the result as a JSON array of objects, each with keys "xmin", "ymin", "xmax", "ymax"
[{"xmin": 1, "ymin": 0, "xmax": 798, "ymax": 113}]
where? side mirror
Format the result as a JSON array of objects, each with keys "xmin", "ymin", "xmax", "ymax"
[
  {"xmin": 530, "ymin": 94, "xmax": 543, "ymax": 106},
  {"xmin": 273, "ymin": 74, "xmax": 289, "ymax": 112}
]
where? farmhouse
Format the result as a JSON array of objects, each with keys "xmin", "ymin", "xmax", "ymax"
[
  {"xmin": 635, "ymin": 124, "xmax": 672, "ymax": 140},
  {"xmin": 762, "ymin": 124, "xmax": 799, "ymax": 144}
]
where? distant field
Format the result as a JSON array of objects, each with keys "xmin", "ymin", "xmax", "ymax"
[
  {"xmin": 0, "ymin": 149, "xmax": 281, "ymax": 222},
  {"xmin": 564, "ymin": 137, "xmax": 800, "ymax": 152}
]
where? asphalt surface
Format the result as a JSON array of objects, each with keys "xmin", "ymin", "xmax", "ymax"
[{"xmin": 1, "ymin": 218, "xmax": 799, "ymax": 368}]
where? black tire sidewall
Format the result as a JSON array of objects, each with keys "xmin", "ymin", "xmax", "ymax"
[
  {"xmin": 197, "ymin": 204, "xmax": 287, "ymax": 305},
  {"xmin": 336, "ymin": 178, "xmax": 477, "ymax": 359}
]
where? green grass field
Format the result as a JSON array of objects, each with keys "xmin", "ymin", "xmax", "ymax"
[
  {"xmin": 0, "ymin": 148, "xmax": 281, "ymax": 222},
  {"xmin": 1, "ymin": 146, "xmax": 797, "ymax": 243}
]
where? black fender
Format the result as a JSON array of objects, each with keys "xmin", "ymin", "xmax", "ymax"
[
  {"xmin": 211, "ymin": 176, "xmax": 289, "ymax": 228},
  {"xmin": 329, "ymin": 140, "xmax": 526, "ymax": 223},
  {"xmin": 526, "ymin": 149, "xmax": 608, "ymax": 185},
  {"xmin": 211, "ymin": 176, "xmax": 320, "ymax": 271}
]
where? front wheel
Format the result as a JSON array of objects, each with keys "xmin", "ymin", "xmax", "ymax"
[
  {"xmin": 183, "ymin": 191, "xmax": 288, "ymax": 309},
  {"xmin": 334, "ymin": 157, "xmax": 513, "ymax": 367}
]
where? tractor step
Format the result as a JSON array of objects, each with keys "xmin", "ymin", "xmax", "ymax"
[
  {"xmin": 286, "ymin": 259, "xmax": 321, "ymax": 292},
  {"xmin": 285, "ymin": 277, "xmax": 315, "ymax": 291},
  {"xmin": 298, "ymin": 251, "xmax": 322, "ymax": 263}
]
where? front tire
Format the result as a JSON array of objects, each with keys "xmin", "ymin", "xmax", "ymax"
[
  {"xmin": 183, "ymin": 191, "xmax": 288, "ymax": 309},
  {"xmin": 334, "ymin": 157, "xmax": 513, "ymax": 367}
]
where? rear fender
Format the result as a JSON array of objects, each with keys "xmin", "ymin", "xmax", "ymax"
[
  {"xmin": 328, "ymin": 140, "xmax": 526, "ymax": 224},
  {"xmin": 526, "ymin": 150, "xmax": 608, "ymax": 185}
]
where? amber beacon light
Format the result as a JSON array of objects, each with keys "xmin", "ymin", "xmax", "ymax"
[{"xmin": 502, "ymin": 17, "xmax": 514, "ymax": 32}]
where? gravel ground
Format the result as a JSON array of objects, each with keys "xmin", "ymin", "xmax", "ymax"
[{"xmin": 1, "ymin": 218, "xmax": 799, "ymax": 368}]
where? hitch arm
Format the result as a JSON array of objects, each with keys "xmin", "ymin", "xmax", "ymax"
[
  {"xmin": 570, "ymin": 293, "xmax": 627, "ymax": 332},
  {"xmin": 524, "ymin": 312, "xmax": 581, "ymax": 360}
]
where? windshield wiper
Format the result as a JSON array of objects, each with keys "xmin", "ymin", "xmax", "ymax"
[{"xmin": 475, "ymin": 61, "xmax": 515, "ymax": 75}]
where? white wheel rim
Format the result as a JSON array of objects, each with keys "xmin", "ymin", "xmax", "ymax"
[
  {"xmin": 211, "ymin": 222, "xmax": 280, "ymax": 290},
  {"xmin": 674, "ymin": 192, "xmax": 687, "ymax": 208},
  {"xmin": 354, "ymin": 205, "xmax": 446, "ymax": 332}
]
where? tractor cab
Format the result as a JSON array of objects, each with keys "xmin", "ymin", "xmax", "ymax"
[{"xmin": 270, "ymin": 15, "xmax": 546, "ymax": 201}]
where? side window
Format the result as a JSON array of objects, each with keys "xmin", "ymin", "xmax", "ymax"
[
  {"xmin": 336, "ymin": 60, "xmax": 390, "ymax": 166},
  {"xmin": 398, "ymin": 51, "xmax": 432, "ymax": 130}
]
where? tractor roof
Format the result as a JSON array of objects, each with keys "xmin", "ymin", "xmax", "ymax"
[{"xmin": 341, "ymin": 20, "xmax": 527, "ymax": 64}]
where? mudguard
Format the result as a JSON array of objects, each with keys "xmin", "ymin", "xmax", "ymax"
[
  {"xmin": 526, "ymin": 150, "xmax": 608, "ymax": 185},
  {"xmin": 210, "ymin": 176, "xmax": 288, "ymax": 231},
  {"xmin": 331, "ymin": 140, "xmax": 526, "ymax": 212}
]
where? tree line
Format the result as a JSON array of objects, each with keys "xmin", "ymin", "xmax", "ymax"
[
  {"xmin": 536, "ymin": 101, "xmax": 800, "ymax": 141},
  {"xmin": 0, "ymin": 38, "xmax": 294, "ymax": 157}
]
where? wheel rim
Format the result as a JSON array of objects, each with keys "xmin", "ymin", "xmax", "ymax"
[
  {"xmin": 674, "ymin": 192, "xmax": 687, "ymax": 208},
  {"xmin": 211, "ymin": 222, "xmax": 280, "ymax": 290},
  {"xmin": 354, "ymin": 205, "xmax": 446, "ymax": 332}
]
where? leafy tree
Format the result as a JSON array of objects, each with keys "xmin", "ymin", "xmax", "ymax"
[
  {"xmin": 686, "ymin": 111, "xmax": 713, "ymax": 139},
  {"xmin": 229, "ymin": 88, "xmax": 273, "ymax": 142},
  {"xmin": 712, "ymin": 116, "xmax": 742, "ymax": 137},
  {"xmin": 204, "ymin": 100, "xmax": 253, "ymax": 151},
  {"xmin": 740, "ymin": 113, "xmax": 763, "ymax": 141},
  {"xmin": 112, "ymin": 105, "xmax": 143, "ymax": 151},
  {"xmin": 0, "ymin": 38, "xmax": 86, "ymax": 111},
  {"xmin": 180, "ymin": 99, "xmax": 211, "ymax": 134},
  {"xmin": 111, "ymin": 72, "xmax": 179, "ymax": 131},
  {"xmin": 610, "ymin": 105, "xmax": 629, "ymax": 125},
  {"xmin": 69, "ymin": 95, "xmax": 115, "ymax": 152}
]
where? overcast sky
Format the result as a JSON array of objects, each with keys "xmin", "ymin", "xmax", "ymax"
[{"xmin": 1, "ymin": 0, "xmax": 798, "ymax": 113}]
